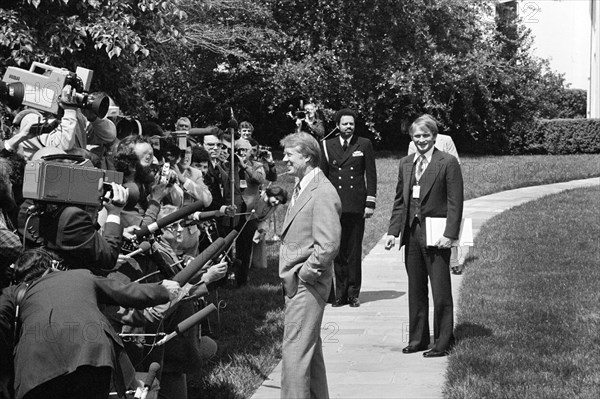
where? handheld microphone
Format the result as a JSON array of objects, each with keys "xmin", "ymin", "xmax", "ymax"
[
  {"xmin": 192, "ymin": 210, "xmax": 221, "ymax": 221},
  {"xmin": 134, "ymin": 362, "xmax": 160, "ymax": 399},
  {"xmin": 156, "ymin": 304, "xmax": 217, "ymax": 346},
  {"xmin": 172, "ymin": 238, "xmax": 225, "ymax": 286},
  {"xmin": 135, "ymin": 201, "xmax": 206, "ymax": 240},
  {"xmin": 124, "ymin": 241, "xmax": 152, "ymax": 259}
]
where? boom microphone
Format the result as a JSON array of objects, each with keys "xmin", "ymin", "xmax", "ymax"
[
  {"xmin": 188, "ymin": 127, "xmax": 220, "ymax": 136},
  {"xmin": 156, "ymin": 304, "xmax": 217, "ymax": 346},
  {"xmin": 172, "ymin": 238, "xmax": 225, "ymax": 286},
  {"xmin": 135, "ymin": 201, "xmax": 206, "ymax": 240}
]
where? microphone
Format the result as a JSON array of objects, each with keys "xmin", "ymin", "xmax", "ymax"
[
  {"xmin": 135, "ymin": 201, "xmax": 206, "ymax": 240},
  {"xmin": 134, "ymin": 362, "xmax": 160, "ymax": 399},
  {"xmin": 218, "ymin": 229, "xmax": 239, "ymax": 259},
  {"xmin": 124, "ymin": 241, "xmax": 152, "ymax": 259},
  {"xmin": 156, "ymin": 304, "xmax": 217, "ymax": 346},
  {"xmin": 172, "ymin": 238, "xmax": 225, "ymax": 286},
  {"xmin": 192, "ymin": 210, "xmax": 221, "ymax": 221},
  {"xmin": 228, "ymin": 118, "xmax": 238, "ymax": 130},
  {"xmin": 188, "ymin": 127, "xmax": 219, "ymax": 136}
]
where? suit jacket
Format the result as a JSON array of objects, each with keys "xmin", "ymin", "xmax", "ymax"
[
  {"xmin": 279, "ymin": 168, "xmax": 342, "ymax": 301},
  {"xmin": 321, "ymin": 135, "xmax": 377, "ymax": 213},
  {"xmin": 0, "ymin": 269, "xmax": 170, "ymax": 399},
  {"xmin": 38, "ymin": 206, "xmax": 123, "ymax": 273},
  {"xmin": 388, "ymin": 149, "xmax": 463, "ymax": 245}
]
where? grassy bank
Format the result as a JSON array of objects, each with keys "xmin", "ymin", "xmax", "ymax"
[
  {"xmin": 445, "ymin": 185, "xmax": 600, "ymax": 398},
  {"xmin": 189, "ymin": 153, "xmax": 600, "ymax": 399}
]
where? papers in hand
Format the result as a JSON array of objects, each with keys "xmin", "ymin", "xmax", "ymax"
[{"xmin": 425, "ymin": 217, "xmax": 473, "ymax": 247}]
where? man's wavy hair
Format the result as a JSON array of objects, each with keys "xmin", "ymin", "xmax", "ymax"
[
  {"xmin": 279, "ymin": 132, "xmax": 321, "ymax": 168},
  {"xmin": 114, "ymin": 135, "xmax": 152, "ymax": 175}
]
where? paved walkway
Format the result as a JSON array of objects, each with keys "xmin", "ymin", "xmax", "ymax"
[{"xmin": 251, "ymin": 177, "xmax": 600, "ymax": 399}]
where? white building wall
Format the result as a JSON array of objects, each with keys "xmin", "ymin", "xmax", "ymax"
[
  {"xmin": 518, "ymin": 0, "xmax": 590, "ymax": 90},
  {"xmin": 589, "ymin": 0, "xmax": 600, "ymax": 118}
]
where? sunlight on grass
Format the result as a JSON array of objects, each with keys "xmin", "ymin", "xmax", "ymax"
[
  {"xmin": 190, "ymin": 154, "xmax": 600, "ymax": 399},
  {"xmin": 446, "ymin": 186, "xmax": 600, "ymax": 399}
]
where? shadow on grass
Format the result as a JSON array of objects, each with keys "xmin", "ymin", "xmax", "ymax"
[
  {"xmin": 454, "ymin": 322, "xmax": 493, "ymax": 342},
  {"xmin": 187, "ymin": 248, "xmax": 285, "ymax": 399},
  {"xmin": 359, "ymin": 290, "xmax": 405, "ymax": 304}
]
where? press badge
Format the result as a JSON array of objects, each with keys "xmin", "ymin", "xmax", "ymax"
[{"xmin": 412, "ymin": 185, "xmax": 421, "ymax": 198}]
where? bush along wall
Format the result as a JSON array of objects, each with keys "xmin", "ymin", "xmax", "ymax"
[{"xmin": 523, "ymin": 118, "xmax": 600, "ymax": 154}]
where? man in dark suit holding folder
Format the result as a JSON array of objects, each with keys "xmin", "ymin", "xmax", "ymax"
[{"xmin": 384, "ymin": 114, "xmax": 463, "ymax": 357}]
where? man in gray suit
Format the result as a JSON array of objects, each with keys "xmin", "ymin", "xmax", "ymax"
[{"xmin": 279, "ymin": 132, "xmax": 342, "ymax": 398}]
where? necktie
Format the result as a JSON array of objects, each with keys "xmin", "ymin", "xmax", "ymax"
[
  {"xmin": 288, "ymin": 183, "xmax": 301, "ymax": 214},
  {"xmin": 342, "ymin": 140, "xmax": 348, "ymax": 152},
  {"xmin": 416, "ymin": 155, "xmax": 427, "ymax": 182}
]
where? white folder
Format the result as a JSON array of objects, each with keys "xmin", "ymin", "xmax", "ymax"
[{"xmin": 425, "ymin": 217, "xmax": 473, "ymax": 247}]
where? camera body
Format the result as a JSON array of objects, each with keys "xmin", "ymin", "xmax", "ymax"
[
  {"xmin": 23, "ymin": 158, "xmax": 123, "ymax": 207},
  {"xmin": 294, "ymin": 110, "xmax": 306, "ymax": 120},
  {"xmin": 258, "ymin": 145, "xmax": 272, "ymax": 158},
  {"xmin": 2, "ymin": 62, "xmax": 109, "ymax": 118}
]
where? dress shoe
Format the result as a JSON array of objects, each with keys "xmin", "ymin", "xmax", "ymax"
[
  {"xmin": 331, "ymin": 298, "xmax": 347, "ymax": 307},
  {"xmin": 423, "ymin": 349, "xmax": 449, "ymax": 358},
  {"xmin": 348, "ymin": 297, "xmax": 360, "ymax": 307},
  {"xmin": 402, "ymin": 345, "xmax": 427, "ymax": 354}
]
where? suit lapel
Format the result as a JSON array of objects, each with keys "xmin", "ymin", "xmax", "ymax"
[
  {"xmin": 281, "ymin": 172, "xmax": 319, "ymax": 234},
  {"xmin": 418, "ymin": 149, "xmax": 442, "ymax": 199},
  {"xmin": 403, "ymin": 155, "xmax": 415, "ymax": 203}
]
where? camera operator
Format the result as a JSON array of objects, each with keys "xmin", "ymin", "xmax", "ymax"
[
  {"xmin": 3, "ymin": 85, "xmax": 116, "ymax": 162},
  {"xmin": 12, "ymin": 147, "xmax": 128, "ymax": 276},
  {"xmin": 248, "ymin": 138, "xmax": 277, "ymax": 182},
  {"xmin": 163, "ymin": 138, "xmax": 212, "ymax": 209},
  {"xmin": 294, "ymin": 102, "xmax": 326, "ymax": 139}
]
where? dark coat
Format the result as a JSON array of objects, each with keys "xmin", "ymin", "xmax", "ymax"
[
  {"xmin": 321, "ymin": 135, "xmax": 377, "ymax": 214},
  {"xmin": 0, "ymin": 269, "xmax": 170, "ymax": 399},
  {"xmin": 387, "ymin": 148, "xmax": 464, "ymax": 245}
]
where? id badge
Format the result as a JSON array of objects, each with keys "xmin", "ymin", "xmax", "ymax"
[
  {"xmin": 412, "ymin": 185, "xmax": 421, "ymax": 198},
  {"xmin": 240, "ymin": 179, "xmax": 248, "ymax": 189}
]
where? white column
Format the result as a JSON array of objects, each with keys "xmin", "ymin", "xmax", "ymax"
[{"xmin": 589, "ymin": 0, "xmax": 600, "ymax": 118}]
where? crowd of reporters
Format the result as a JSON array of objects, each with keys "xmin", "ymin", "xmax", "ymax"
[{"xmin": 0, "ymin": 89, "xmax": 288, "ymax": 399}]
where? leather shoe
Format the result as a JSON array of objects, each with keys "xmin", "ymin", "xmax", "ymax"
[
  {"xmin": 348, "ymin": 297, "xmax": 360, "ymax": 307},
  {"xmin": 423, "ymin": 349, "xmax": 449, "ymax": 358},
  {"xmin": 331, "ymin": 298, "xmax": 347, "ymax": 307},
  {"xmin": 402, "ymin": 345, "xmax": 427, "ymax": 354}
]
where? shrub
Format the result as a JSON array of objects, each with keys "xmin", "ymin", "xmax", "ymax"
[{"xmin": 533, "ymin": 119, "xmax": 600, "ymax": 154}]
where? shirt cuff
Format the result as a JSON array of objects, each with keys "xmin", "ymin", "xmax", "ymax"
[{"xmin": 106, "ymin": 214, "xmax": 121, "ymax": 225}]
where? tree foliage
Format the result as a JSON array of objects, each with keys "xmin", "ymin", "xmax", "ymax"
[{"xmin": 0, "ymin": 0, "xmax": 577, "ymax": 154}]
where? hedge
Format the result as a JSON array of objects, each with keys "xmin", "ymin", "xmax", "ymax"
[{"xmin": 525, "ymin": 118, "xmax": 600, "ymax": 154}]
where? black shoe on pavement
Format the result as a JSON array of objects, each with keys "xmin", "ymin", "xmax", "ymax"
[{"xmin": 348, "ymin": 297, "xmax": 360, "ymax": 307}]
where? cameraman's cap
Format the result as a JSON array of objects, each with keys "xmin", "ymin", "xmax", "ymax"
[{"xmin": 235, "ymin": 139, "xmax": 252, "ymax": 151}]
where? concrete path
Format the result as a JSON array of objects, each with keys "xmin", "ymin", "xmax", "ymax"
[{"xmin": 251, "ymin": 177, "xmax": 599, "ymax": 399}]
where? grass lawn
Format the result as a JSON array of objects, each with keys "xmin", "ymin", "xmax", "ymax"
[
  {"xmin": 189, "ymin": 153, "xmax": 600, "ymax": 399},
  {"xmin": 445, "ymin": 185, "xmax": 600, "ymax": 399}
]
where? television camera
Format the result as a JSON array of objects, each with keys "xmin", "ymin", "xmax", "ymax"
[
  {"xmin": 1, "ymin": 62, "xmax": 109, "ymax": 118},
  {"xmin": 23, "ymin": 155, "xmax": 123, "ymax": 208}
]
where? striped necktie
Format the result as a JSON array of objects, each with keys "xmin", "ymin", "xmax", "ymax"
[{"xmin": 416, "ymin": 155, "xmax": 427, "ymax": 182}]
